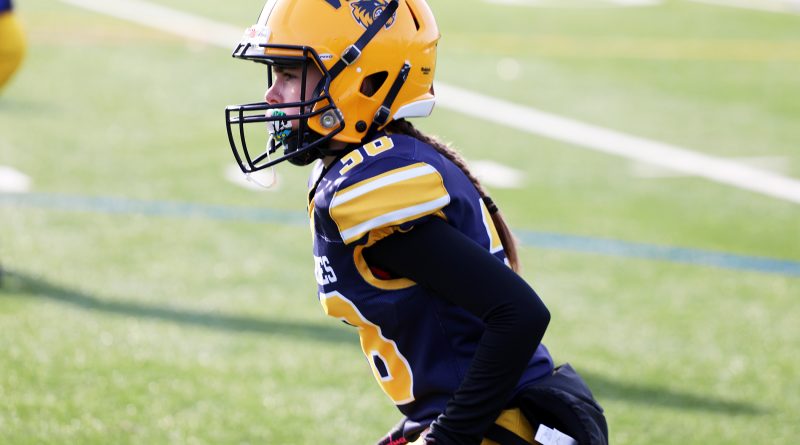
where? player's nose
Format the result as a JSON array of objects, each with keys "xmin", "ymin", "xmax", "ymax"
[{"xmin": 265, "ymin": 83, "xmax": 281, "ymax": 105}]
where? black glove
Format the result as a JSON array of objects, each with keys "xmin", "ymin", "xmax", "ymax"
[{"xmin": 376, "ymin": 417, "xmax": 430, "ymax": 445}]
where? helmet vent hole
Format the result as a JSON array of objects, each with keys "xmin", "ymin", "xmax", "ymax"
[
  {"xmin": 406, "ymin": 2, "xmax": 420, "ymax": 31},
  {"xmin": 360, "ymin": 71, "xmax": 389, "ymax": 97}
]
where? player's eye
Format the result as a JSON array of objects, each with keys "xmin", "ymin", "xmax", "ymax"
[
  {"xmin": 276, "ymin": 70, "xmax": 297, "ymax": 83},
  {"xmin": 271, "ymin": 68, "xmax": 293, "ymax": 81}
]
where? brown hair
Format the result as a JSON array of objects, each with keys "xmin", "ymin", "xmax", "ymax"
[{"xmin": 384, "ymin": 119, "xmax": 521, "ymax": 272}]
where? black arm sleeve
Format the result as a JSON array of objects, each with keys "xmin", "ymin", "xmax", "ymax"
[{"xmin": 363, "ymin": 217, "xmax": 551, "ymax": 445}]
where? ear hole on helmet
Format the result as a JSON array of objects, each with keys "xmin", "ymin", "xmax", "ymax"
[{"xmin": 360, "ymin": 71, "xmax": 389, "ymax": 97}]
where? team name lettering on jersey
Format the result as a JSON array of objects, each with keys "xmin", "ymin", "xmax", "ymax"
[{"xmin": 314, "ymin": 255, "xmax": 338, "ymax": 285}]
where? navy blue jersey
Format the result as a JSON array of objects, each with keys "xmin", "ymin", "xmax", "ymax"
[
  {"xmin": 308, "ymin": 134, "xmax": 553, "ymax": 423},
  {"xmin": 1, "ymin": 0, "xmax": 12, "ymax": 13}
]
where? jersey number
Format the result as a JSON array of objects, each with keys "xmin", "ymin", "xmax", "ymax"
[
  {"xmin": 319, "ymin": 291, "xmax": 414, "ymax": 404},
  {"xmin": 339, "ymin": 136, "xmax": 395, "ymax": 175}
]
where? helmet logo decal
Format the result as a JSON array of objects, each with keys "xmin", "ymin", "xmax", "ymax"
[
  {"xmin": 241, "ymin": 25, "xmax": 270, "ymax": 46},
  {"xmin": 350, "ymin": 0, "xmax": 396, "ymax": 30}
]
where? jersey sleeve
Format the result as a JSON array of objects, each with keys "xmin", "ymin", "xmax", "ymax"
[{"xmin": 328, "ymin": 158, "xmax": 451, "ymax": 245}]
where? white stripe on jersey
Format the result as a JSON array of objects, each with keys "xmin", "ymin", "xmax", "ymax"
[
  {"xmin": 331, "ymin": 164, "xmax": 438, "ymax": 208},
  {"xmin": 339, "ymin": 195, "xmax": 451, "ymax": 243}
]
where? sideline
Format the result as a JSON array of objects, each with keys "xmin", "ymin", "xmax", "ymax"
[
  {"xmin": 58, "ymin": 0, "xmax": 800, "ymax": 205},
  {"xmin": 3, "ymin": 192, "xmax": 800, "ymax": 277}
]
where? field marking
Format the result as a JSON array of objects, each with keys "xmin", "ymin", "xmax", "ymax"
[
  {"xmin": 687, "ymin": 0, "xmax": 800, "ymax": 14},
  {"xmin": 58, "ymin": 0, "xmax": 800, "ymax": 205},
  {"xmin": 59, "ymin": 0, "xmax": 241, "ymax": 47},
  {"xmin": 0, "ymin": 166, "xmax": 31, "ymax": 193},
  {"xmin": 471, "ymin": 160, "xmax": 525, "ymax": 188},
  {"xmin": 631, "ymin": 156, "xmax": 790, "ymax": 178},
  {"xmin": 436, "ymin": 84, "xmax": 800, "ymax": 204},
  {"xmin": 3, "ymin": 192, "xmax": 799, "ymax": 277}
]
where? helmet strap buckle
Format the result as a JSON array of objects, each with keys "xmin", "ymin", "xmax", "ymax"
[{"xmin": 341, "ymin": 45, "xmax": 362, "ymax": 66}]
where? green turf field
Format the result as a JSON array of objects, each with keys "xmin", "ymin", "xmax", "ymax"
[{"xmin": 1, "ymin": 0, "xmax": 799, "ymax": 443}]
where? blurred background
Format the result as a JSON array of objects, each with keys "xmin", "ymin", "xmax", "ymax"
[{"xmin": 1, "ymin": 0, "xmax": 798, "ymax": 443}]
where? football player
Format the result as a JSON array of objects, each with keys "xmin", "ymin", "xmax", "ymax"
[
  {"xmin": 0, "ymin": 0, "xmax": 25, "ymax": 91},
  {"xmin": 225, "ymin": 1, "xmax": 608, "ymax": 444}
]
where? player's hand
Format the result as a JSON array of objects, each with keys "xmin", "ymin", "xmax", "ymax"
[{"xmin": 375, "ymin": 418, "xmax": 429, "ymax": 445}]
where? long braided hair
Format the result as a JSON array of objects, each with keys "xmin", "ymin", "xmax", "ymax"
[{"xmin": 384, "ymin": 119, "xmax": 521, "ymax": 272}]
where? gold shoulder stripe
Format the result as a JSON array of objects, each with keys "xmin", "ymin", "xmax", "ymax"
[{"xmin": 330, "ymin": 163, "xmax": 450, "ymax": 243}]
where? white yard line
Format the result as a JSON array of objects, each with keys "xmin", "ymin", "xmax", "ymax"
[
  {"xmin": 437, "ymin": 84, "xmax": 800, "ymax": 204},
  {"xmin": 471, "ymin": 160, "xmax": 525, "ymax": 188},
  {"xmin": 631, "ymin": 156, "xmax": 790, "ymax": 179},
  {"xmin": 59, "ymin": 0, "xmax": 800, "ymax": 205},
  {"xmin": 0, "ymin": 166, "xmax": 32, "ymax": 192},
  {"xmin": 59, "ymin": 0, "xmax": 241, "ymax": 46}
]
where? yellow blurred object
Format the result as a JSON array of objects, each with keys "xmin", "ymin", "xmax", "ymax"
[
  {"xmin": 0, "ymin": 11, "xmax": 25, "ymax": 90},
  {"xmin": 481, "ymin": 408, "xmax": 536, "ymax": 445},
  {"xmin": 405, "ymin": 408, "xmax": 537, "ymax": 444}
]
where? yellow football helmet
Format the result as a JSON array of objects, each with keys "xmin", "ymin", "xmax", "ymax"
[{"xmin": 225, "ymin": 0, "xmax": 440, "ymax": 169}]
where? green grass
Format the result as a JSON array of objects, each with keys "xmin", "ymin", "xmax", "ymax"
[{"xmin": 2, "ymin": 0, "xmax": 799, "ymax": 443}]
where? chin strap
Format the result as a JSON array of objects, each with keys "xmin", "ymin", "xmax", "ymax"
[
  {"xmin": 286, "ymin": 128, "xmax": 360, "ymax": 167},
  {"xmin": 364, "ymin": 61, "xmax": 412, "ymax": 142}
]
